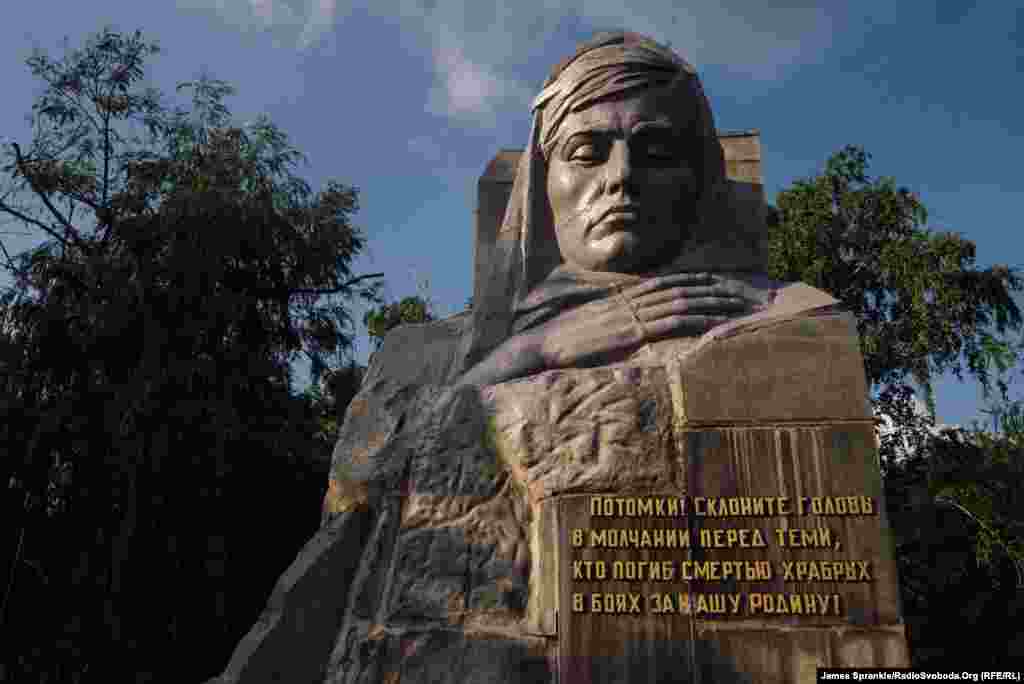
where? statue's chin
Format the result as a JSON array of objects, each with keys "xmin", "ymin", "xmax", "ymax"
[
  {"xmin": 580, "ymin": 244, "xmax": 684, "ymax": 275},
  {"xmin": 589, "ymin": 229, "xmax": 687, "ymax": 274},
  {"xmin": 582, "ymin": 232, "xmax": 638, "ymax": 271}
]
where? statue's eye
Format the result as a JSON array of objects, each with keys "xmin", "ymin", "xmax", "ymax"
[{"xmin": 569, "ymin": 144, "xmax": 601, "ymax": 162}]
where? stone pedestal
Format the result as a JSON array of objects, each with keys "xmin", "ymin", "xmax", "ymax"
[
  {"xmin": 486, "ymin": 310, "xmax": 910, "ymax": 683},
  {"xmin": 213, "ymin": 303, "xmax": 910, "ymax": 684}
]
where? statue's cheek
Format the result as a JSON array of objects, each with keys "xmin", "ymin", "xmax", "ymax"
[{"xmin": 548, "ymin": 163, "xmax": 601, "ymax": 209}]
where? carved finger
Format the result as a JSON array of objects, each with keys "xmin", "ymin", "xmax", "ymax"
[
  {"xmin": 624, "ymin": 272, "xmax": 715, "ymax": 297},
  {"xmin": 635, "ymin": 285, "xmax": 721, "ymax": 307},
  {"xmin": 714, "ymin": 283, "xmax": 776, "ymax": 308},
  {"xmin": 639, "ymin": 297, "xmax": 747, "ymax": 321},
  {"xmin": 644, "ymin": 314, "xmax": 732, "ymax": 338}
]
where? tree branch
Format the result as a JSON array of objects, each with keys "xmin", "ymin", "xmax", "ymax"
[
  {"xmin": 55, "ymin": 72, "xmax": 105, "ymax": 139},
  {"xmin": 0, "ymin": 237, "xmax": 20, "ymax": 276},
  {"xmin": 0, "ymin": 196, "xmax": 71, "ymax": 250},
  {"xmin": 102, "ymin": 82, "xmax": 113, "ymax": 211},
  {"xmin": 289, "ymin": 272, "xmax": 384, "ymax": 296},
  {"xmin": 10, "ymin": 143, "xmax": 89, "ymax": 253}
]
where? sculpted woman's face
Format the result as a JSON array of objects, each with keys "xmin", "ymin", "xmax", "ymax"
[{"xmin": 545, "ymin": 87, "xmax": 701, "ymax": 273}]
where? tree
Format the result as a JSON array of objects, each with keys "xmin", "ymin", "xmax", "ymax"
[
  {"xmin": 0, "ymin": 27, "xmax": 382, "ymax": 681},
  {"xmin": 768, "ymin": 145, "xmax": 1023, "ymax": 466},
  {"xmin": 883, "ymin": 415, "xmax": 1024, "ymax": 666},
  {"xmin": 769, "ymin": 145, "xmax": 1024, "ymax": 665},
  {"xmin": 362, "ymin": 294, "xmax": 434, "ymax": 349},
  {"xmin": 301, "ymin": 358, "xmax": 366, "ymax": 447}
]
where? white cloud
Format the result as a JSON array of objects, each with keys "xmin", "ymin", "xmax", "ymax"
[
  {"xmin": 177, "ymin": 0, "xmax": 339, "ymax": 48},
  {"xmin": 403, "ymin": 0, "xmax": 835, "ymax": 79},
  {"xmin": 185, "ymin": 0, "xmax": 837, "ymax": 72},
  {"xmin": 182, "ymin": 0, "xmax": 841, "ymax": 119},
  {"xmin": 248, "ymin": 0, "xmax": 280, "ymax": 24},
  {"xmin": 297, "ymin": 0, "xmax": 338, "ymax": 47},
  {"xmin": 424, "ymin": 28, "xmax": 531, "ymax": 123},
  {"xmin": 401, "ymin": 0, "xmax": 838, "ymax": 123}
]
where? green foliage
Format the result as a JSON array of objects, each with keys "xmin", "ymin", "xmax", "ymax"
[
  {"xmin": 939, "ymin": 400, "xmax": 1024, "ymax": 575},
  {"xmin": 363, "ymin": 295, "xmax": 434, "ymax": 349},
  {"xmin": 0, "ymin": 26, "xmax": 382, "ymax": 681},
  {"xmin": 301, "ymin": 359, "xmax": 366, "ymax": 444},
  {"xmin": 769, "ymin": 144, "xmax": 1023, "ymax": 464},
  {"xmin": 885, "ymin": 418, "xmax": 1024, "ymax": 666},
  {"xmin": 931, "ymin": 446, "xmax": 1023, "ymax": 578},
  {"xmin": 772, "ymin": 145, "xmax": 1024, "ymax": 665}
]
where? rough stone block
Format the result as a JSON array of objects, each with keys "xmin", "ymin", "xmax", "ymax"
[{"xmin": 673, "ymin": 312, "xmax": 871, "ymax": 424}]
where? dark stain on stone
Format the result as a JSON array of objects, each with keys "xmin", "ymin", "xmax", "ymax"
[
  {"xmin": 504, "ymin": 586, "xmax": 527, "ymax": 612},
  {"xmin": 637, "ymin": 398, "xmax": 657, "ymax": 431}
]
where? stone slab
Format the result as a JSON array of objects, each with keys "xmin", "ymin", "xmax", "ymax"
[{"xmin": 672, "ymin": 312, "xmax": 872, "ymax": 424}]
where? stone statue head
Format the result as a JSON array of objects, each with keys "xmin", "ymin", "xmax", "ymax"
[
  {"xmin": 536, "ymin": 32, "xmax": 723, "ymax": 275},
  {"xmin": 465, "ymin": 31, "xmax": 764, "ymax": 369}
]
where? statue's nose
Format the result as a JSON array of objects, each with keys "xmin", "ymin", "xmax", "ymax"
[{"xmin": 604, "ymin": 141, "xmax": 634, "ymax": 195}]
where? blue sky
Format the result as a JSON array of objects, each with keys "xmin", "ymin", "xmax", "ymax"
[{"xmin": 1, "ymin": 1, "xmax": 1021, "ymax": 429}]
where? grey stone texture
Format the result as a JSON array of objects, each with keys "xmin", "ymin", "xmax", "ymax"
[{"xmin": 211, "ymin": 298, "xmax": 909, "ymax": 683}]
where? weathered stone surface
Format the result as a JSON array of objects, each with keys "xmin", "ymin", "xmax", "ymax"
[
  {"xmin": 345, "ymin": 497, "xmax": 402, "ymax": 621},
  {"xmin": 673, "ymin": 310, "xmax": 871, "ymax": 424},
  {"xmin": 212, "ymin": 508, "xmax": 376, "ymax": 684},
  {"xmin": 681, "ymin": 425, "xmax": 900, "ymax": 627},
  {"xmin": 689, "ymin": 625, "xmax": 907, "ymax": 683},
  {"xmin": 383, "ymin": 387, "xmax": 531, "ymax": 627},
  {"xmin": 359, "ymin": 312, "xmax": 472, "ymax": 391},
  {"xmin": 216, "ymin": 303, "xmax": 906, "ymax": 682},
  {"xmin": 484, "ymin": 364, "xmax": 681, "ymax": 504},
  {"xmin": 831, "ymin": 625, "xmax": 912, "ymax": 667},
  {"xmin": 356, "ymin": 630, "xmax": 554, "ymax": 684}
]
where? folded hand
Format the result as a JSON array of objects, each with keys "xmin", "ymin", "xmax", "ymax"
[{"xmin": 538, "ymin": 272, "xmax": 773, "ymax": 369}]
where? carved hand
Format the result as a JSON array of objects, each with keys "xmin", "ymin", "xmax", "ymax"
[
  {"xmin": 457, "ymin": 273, "xmax": 774, "ymax": 388},
  {"xmin": 537, "ymin": 273, "xmax": 772, "ymax": 370}
]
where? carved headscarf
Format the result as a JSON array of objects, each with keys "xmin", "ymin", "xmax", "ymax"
[{"xmin": 464, "ymin": 32, "xmax": 762, "ymax": 370}]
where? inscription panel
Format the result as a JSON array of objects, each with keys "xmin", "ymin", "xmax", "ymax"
[{"xmin": 544, "ymin": 424, "xmax": 906, "ymax": 682}]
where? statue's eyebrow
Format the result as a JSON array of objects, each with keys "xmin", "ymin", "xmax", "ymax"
[
  {"xmin": 563, "ymin": 118, "xmax": 676, "ymax": 142},
  {"xmin": 630, "ymin": 119, "xmax": 675, "ymax": 135}
]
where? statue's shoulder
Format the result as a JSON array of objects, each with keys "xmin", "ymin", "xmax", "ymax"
[
  {"xmin": 361, "ymin": 311, "xmax": 474, "ymax": 389},
  {"xmin": 652, "ymin": 279, "xmax": 870, "ymax": 423},
  {"xmin": 700, "ymin": 279, "xmax": 844, "ymax": 345},
  {"xmin": 771, "ymin": 281, "xmax": 840, "ymax": 314}
]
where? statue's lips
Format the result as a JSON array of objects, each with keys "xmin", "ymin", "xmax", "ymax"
[{"xmin": 589, "ymin": 208, "xmax": 643, "ymax": 240}]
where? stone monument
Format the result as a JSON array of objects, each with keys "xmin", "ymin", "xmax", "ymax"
[{"xmin": 209, "ymin": 31, "xmax": 910, "ymax": 684}]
